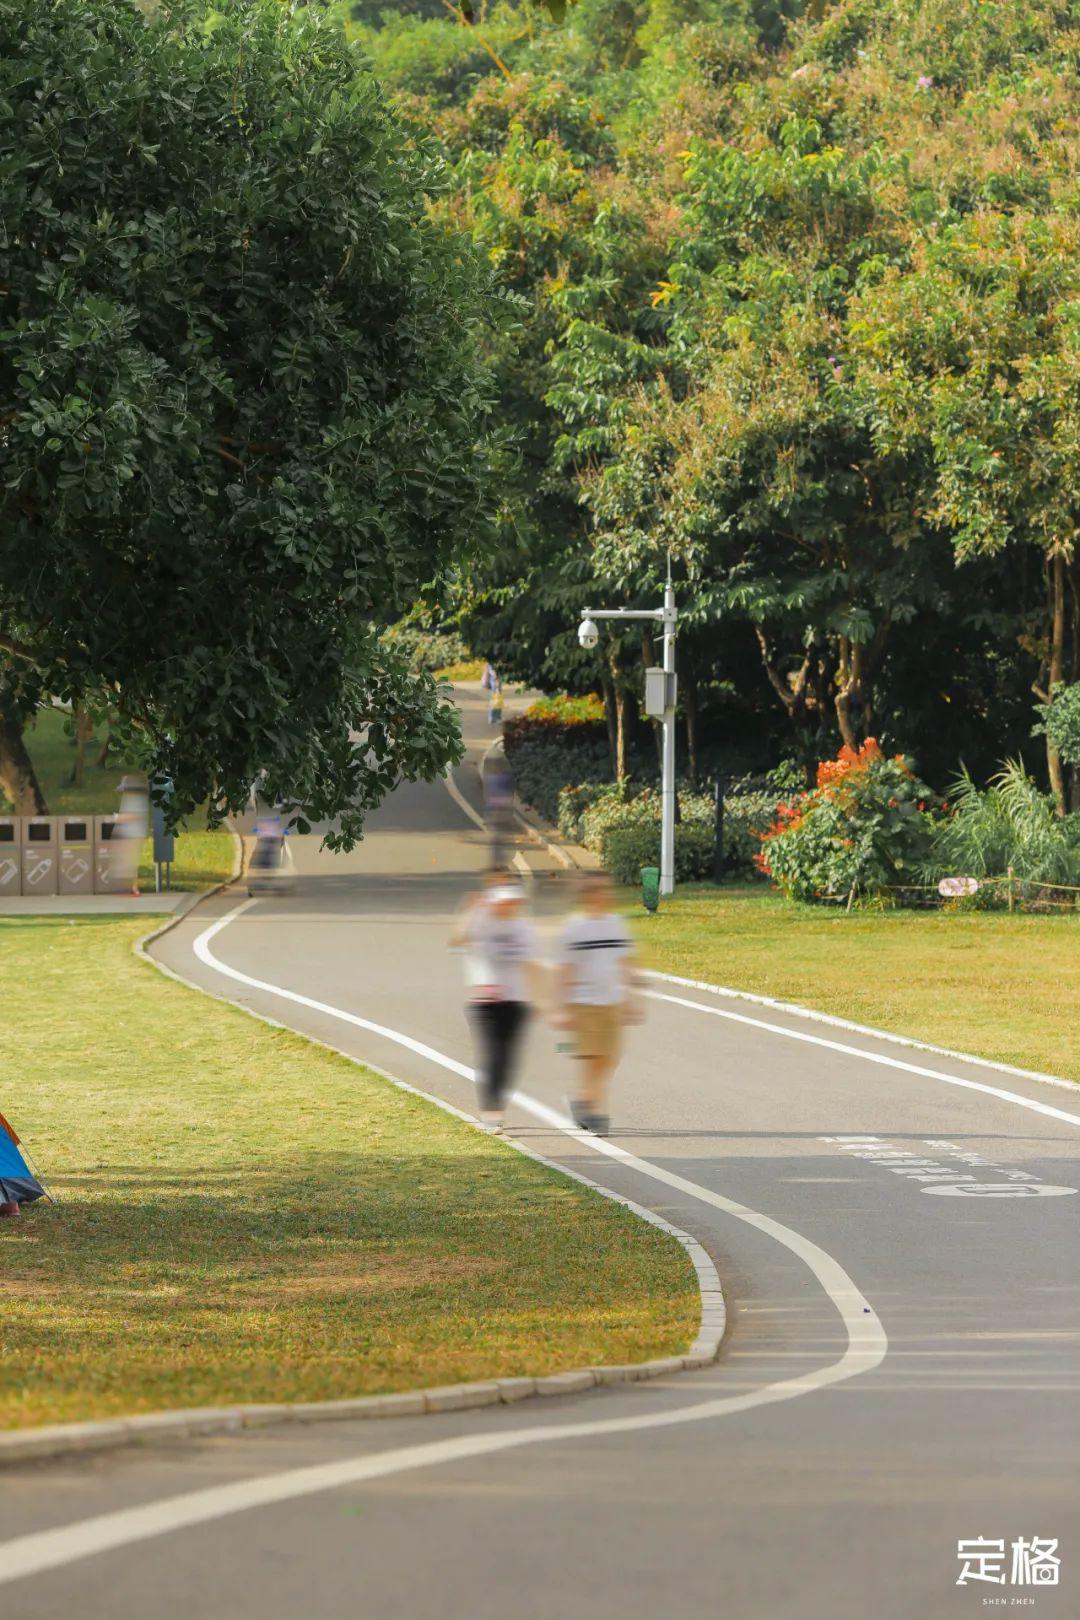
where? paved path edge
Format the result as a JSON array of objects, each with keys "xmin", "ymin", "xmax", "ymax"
[{"xmin": 0, "ymin": 875, "xmax": 724, "ymax": 1469}]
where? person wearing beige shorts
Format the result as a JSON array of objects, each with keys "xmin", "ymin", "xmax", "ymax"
[{"xmin": 555, "ymin": 871, "xmax": 642, "ymax": 1136}]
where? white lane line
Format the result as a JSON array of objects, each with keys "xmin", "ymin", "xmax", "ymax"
[
  {"xmin": 0, "ymin": 1327, "xmax": 881, "ymax": 1588},
  {"xmin": 442, "ymin": 767, "xmax": 531, "ymax": 878},
  {"xmin": 646, "ymin": 967, "xmax": 1078, "ymax": 1094},
  {"xmin": 643, "ymin": 989, "xmax": 1080, "ymax": 1130},
  {"xmin": 0, "ymin": 902, "xmax": 889, "ymax": 1588}
]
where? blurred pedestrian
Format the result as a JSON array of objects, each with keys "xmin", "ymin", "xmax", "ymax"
[
  {"xmin": 483, "ymin": 755, "xmax": 515, "ymax": 869},
  {"xmin": 449, "ymin": 875, "xmax": 542, "ymax": 1133},
  {"xmin": 481, "ymin": 661, "xmax": 503, "ymax": 726},
  {"xmin": 554, "ymin": 870, "xmax": 643, "ymax": 1136},
  {"xmin": 113, "ymin": 773, "xmax": 149, "ymax": 897}
]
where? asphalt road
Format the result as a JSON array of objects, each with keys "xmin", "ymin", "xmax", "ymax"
[{"xmin": 3, "ymin": 690, "xmax": 1078, "ymax": 1619}]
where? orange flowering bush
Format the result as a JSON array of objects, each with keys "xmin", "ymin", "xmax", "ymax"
[{"xmin": 757, "ymin": 740, "xmax": 936, "ymax": 903}]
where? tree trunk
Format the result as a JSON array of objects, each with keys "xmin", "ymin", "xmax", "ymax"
[
  {"xmin": 681, "ymin": 655, "xmax": 699, "ymax": 785},
  {"xmin": 1044, "ymin": 547, "xmax": 1068, "ymax": 816},
  {"xmin": 601, "ymin": 671, "xmax": 618, "ymax": 778},
  {"xmin": 614, "ymin": 684, "xmax": 631, "ymax": 783},
  {"xmin": 95, "ymin": 727, "xmax": 111, "ymax": 769},
  {"xmin": 834, "ymin": 623, "xmax": 889, "ymax": 751},
  {"xmin": 69, "ymin": 704, "xmax": 93, "ymax": 787},
  {"xmin": 834, "ymin": 637, "xmax": 860, "ymax": 750},
  {"xmin": 0, "ymin": 712, "xmax": 47, "ymax": 814},
  {"xmin": 1071, "ymin": 560, "xmax": 1079, "ymax": 812},
  {"xmin": 755, "ymin": 627, "xmax": 827, "ymax": 767}
]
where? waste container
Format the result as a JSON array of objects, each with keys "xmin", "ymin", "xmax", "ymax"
[
  {"xmin": 0, "ymin": 817, "xmax": 21, "ymax": 896},
  {"xmin": 94, "ymin": 815, "xmax": 127, "ymax": 893},
  {"xmin": 59, "ymin": 818, "xmax": 94, "ymax": 895},
  {"xmin": 22, "ymin": 816, "xmax": 58, "ymax": 896},
  {"xmin": 640, "ymin": 865, "xmax": 660, "ymax": 914}
]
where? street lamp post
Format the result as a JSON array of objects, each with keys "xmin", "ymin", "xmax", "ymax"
[{"xmin": 578, "ymin": 575, "xmax": 678, "ymax": 896}]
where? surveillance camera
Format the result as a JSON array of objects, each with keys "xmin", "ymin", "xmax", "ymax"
[{"xmin": 578, "ymin": 617, "xmax": 599, "ymax": 650}]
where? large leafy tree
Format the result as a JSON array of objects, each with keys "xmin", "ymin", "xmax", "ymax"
[{"xmin": 0, "ymin": 0, "xmax": 501, "ymax": 837}]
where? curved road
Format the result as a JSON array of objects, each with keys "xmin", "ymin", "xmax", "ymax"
[{"xmin": 4, "ymin": 691, "xmax": 1078, "ymax": 1618}]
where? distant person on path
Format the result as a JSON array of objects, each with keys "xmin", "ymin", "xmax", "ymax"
[
  {"xmin": 449, "ymin": 875, "xmax": 542, "ymax": 1133},
  {"xmin": 481, "ymin": 661, "xmax": 503, "ymax": 726},
  {"xmin": 483, "ymin": 755, "xmax": 515, "ymax": 869},
  {"xmin": 555, "ymin": 870, "xmax": 643, "ymax": 1136}
]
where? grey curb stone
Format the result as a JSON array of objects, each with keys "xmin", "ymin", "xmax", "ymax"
[
  {"xmin": 631, "ymin": 1357, "xmax": 686, "ymax": 1380},
  {"xmin": 122, "ymin": 1407, "xmax": 244, "ymax": 1441},
  {"xmin": 423, "ymin": 1382, "xmax": 502, "ymax": 1414},
  {"xmin": 535, "ymin": 1370, "xmax": 597, "ymax": 1397},
  {"xmin": 496, "ymin": 1378, "xmax": 537, "ymax": 1403},
  {"xmin": 589, "ymin": 1364, "xmax": 647, "ymax": 1385},
  {"xmin": 0, "ymin": 1421, "xmax": 131, "ymax": 1460}
]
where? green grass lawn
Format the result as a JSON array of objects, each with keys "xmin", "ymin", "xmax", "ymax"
[
  {"xmin": 6, "ymin": 706, "xmax": 128, "ymax": 817},
  {"xmin": 2, "ymin": 706, "xmax": 235, "ymax": 891},
  {"xmin": 0, "ymin": 917, "xmax": 696, "ymax": 1430},
  {"xmin": 630, "ymin": 885, "xmax": 1080, "ymax": 1084}
]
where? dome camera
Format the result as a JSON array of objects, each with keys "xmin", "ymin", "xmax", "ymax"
[{"xmin": 578, "ymin": 616, "xmax": 599, "ymax": 650}]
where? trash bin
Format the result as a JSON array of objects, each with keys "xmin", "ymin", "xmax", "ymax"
[
  {"xmin": 59, "ymin": 818, "xmax": 94, "ymax": 895},
  {"xmin": 22, "ymin": 816, "xmax": 58, "ymax": 896},
  {"xmin": 0, "ymin": 817, "xmax": 21, "ymax": 897},
  {"xmin": 94, "ymin": 815, "xmax": 127, "ymax": 893},
  {"xmin": 641, "ymin": 864, "xmax": 660, "ymax": 914}
]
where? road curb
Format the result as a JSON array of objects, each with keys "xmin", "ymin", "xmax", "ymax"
[
  {"xmin": 133, "ymin": 822, "xmax": 244, "ymax": 960},
  {"xmin": 3, "ymin": 877, "xmax": 726, "ymax": 1470}
]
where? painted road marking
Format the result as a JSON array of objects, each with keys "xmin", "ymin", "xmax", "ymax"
[
  {"xmin": 819, "ymin": 1137, "xmax": 1077, "ymax": 1199},
  {"xmin": 645, "ymin": 989, "xmax": 1080, "ymax": 1130},
  {"xmin": 924, "ymin": 1182, "xmax": 1077, "ymax": 1198}
]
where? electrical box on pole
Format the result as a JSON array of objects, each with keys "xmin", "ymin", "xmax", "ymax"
[{"xmin": 644, "ymin": 668, "xmax": 677, "ymax": 719}]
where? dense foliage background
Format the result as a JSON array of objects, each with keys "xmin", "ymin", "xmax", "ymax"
[{"xmin": 333, "ymin": 0, "xmax": 1080, "ymax": 816}]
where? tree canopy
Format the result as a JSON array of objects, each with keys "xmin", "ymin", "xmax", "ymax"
[
  {"xmin": 344, "ymin": 0, "xmax": 1079, "ymax": 807},
  {"xmin": 0, "ymin": 0, "xmax": 501, "ymax": 836}
]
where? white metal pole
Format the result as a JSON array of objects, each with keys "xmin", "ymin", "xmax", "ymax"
[{"xmin": 660, "ymin": 578, "xmax": 676, "ymax": 896}]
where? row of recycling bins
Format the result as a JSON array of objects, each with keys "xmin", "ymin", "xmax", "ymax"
[{"xmin": 0, "ymin": 815, "xmax": 142, "ymax": 897}]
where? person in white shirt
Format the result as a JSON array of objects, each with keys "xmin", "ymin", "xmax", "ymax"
[
  {"xmin": 449, "ymin": 873, "xmax": 542, "ymax": 1133},
  {"xmin": 554, "ymin": 870, "xmax": 642, "ymax": 1136}
]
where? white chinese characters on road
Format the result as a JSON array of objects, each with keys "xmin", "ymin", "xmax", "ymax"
[{"xmin": 819, "ymin": 1137, "xmax": 1077, "ymax": 1199}]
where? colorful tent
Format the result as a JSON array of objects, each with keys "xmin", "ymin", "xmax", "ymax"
[{"xmin": 0, "ymin": 1111, "xmax": 45, "ymax": 1212}]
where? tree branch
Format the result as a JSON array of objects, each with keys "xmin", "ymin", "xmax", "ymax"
[{"xmin": 0, "ymin": 631, "xmax": 38, "ymax": 665}]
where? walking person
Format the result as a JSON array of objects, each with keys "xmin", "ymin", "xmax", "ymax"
[
  {"xmin": 483, "ymin": 755, "xmax": 515, "ymax": 870},
  {"xmin": 481, "ymin": 661, "xmax": 503, "ymax": 726},
  {"xmin": 449, "ymin": 875, "xmax": 542, "ymax": 1133},
  {"xmin": 554, "ymin": 870, "xmax": 643, "ymax": 1137}
]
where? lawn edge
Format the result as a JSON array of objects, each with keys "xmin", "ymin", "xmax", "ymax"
[
  {"xmin": 644, "ymin": 967, "xmax": 1077, "ymax": 1093},
  {"xmin": 502, "ymin": 781, "xmax": 1075, "ymax": 1093},
  {"xmin": 0, "ymin": 888, "xmax": 723, "ymax": 1467}
]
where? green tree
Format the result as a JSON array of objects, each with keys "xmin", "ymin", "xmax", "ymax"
[{"xmin": 0, "ymin": 0, "xmax": 500, "ymax": 837}]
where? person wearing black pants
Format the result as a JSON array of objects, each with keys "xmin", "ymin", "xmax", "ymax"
[
  {"xmin": 449, "ymin": 876, "xmax": 542, "ymax": 1132},
  {"xmin": 468, "ymin": 998, "xmax": 529, "ymax": 1115}
]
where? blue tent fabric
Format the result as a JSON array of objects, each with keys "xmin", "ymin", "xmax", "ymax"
[{"xmin": 0, "ymin": 1117, "xmax": 44, "ymax": 1206}]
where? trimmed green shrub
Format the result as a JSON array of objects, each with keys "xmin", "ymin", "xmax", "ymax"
[
  {"xmin": 557, "ymin": 780, "xmax": 615, "ymax": 842},
  {"xmin": 719, "ymin": 791, "xmax": 777, "ymax": 876},
  {"xmin": 601, "ymin": 822, "xmax": 715, "ymax": 885},
  {"xmin": 504, "ymin": 693, "xmax": 610, "ymax": 823}
]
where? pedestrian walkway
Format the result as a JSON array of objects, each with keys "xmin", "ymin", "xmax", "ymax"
[{"xmin": 0, "ymin": 892, "xmax": 189, "ymax": 917}]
